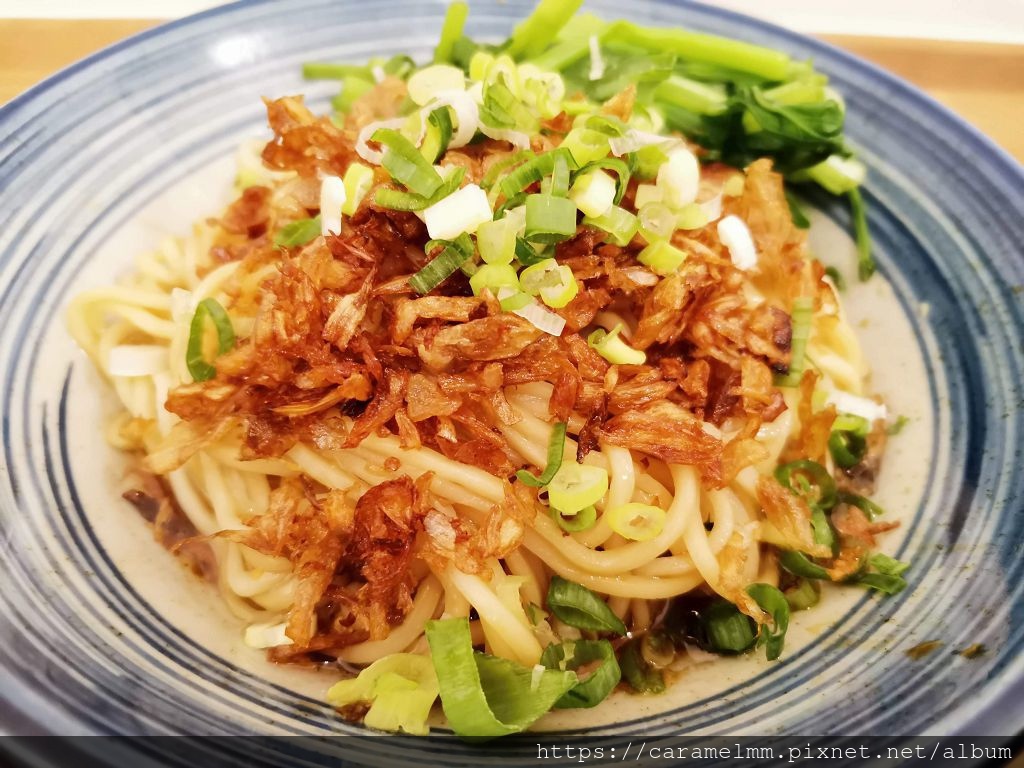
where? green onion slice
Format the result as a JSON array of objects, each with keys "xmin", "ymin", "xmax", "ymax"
[
  {"xmin": 273, "ymin": 215, "xmax": 322, "ymax": 248},
  {"xmin": 516, "ymin": 421, "xmax": 567, "ymax": 487},
  {"xmin": 774, "ymin": 459, "xmax": 837, "ymax": 511},
  {"xmin": 408, "ymin": 233, "xmax": 475, "ymax": 294},
  {"xmin": 524, "ymin": 194, "xmax": 578, "ymax": 244},
  {"xmin": 186, "ymin": 298, "xmax": 236, "ymax": 382},
  {"xmin": 482, "ymin": 150, "xmax": 535, "ymax": 190},
  {"xmin": 778, "ymin": 550, "xmax": 831, "ymax": 581},
  {"xmin": 587, "ymin": 323, "xmax": 646, "ymax": 366},
  {"xmin": 548, "ymin": 462, "xmax": 609, "ymax": 514},
  {"xmin": 746, "ymin": 583, "xmax": 790, "ymax": 661},
  {"xmin": 828, "ymin": 428, "xmax": 867, "ymax": 469},
  {"xmin": 848, "ymin": 187, "xmax": 875, "ymax": 281},
  {"xmin": 704, "ymin": 600, "xmax": 757, "ymax": 654},
  {"xmin": 547, "ymin": 576, "xmax": 627, "ymax": 635},
  {"xmin": 574, "ymin": 157, "xmax": 631, "ymax": 204},
  {"xmin": 550, "ymin": 152, "xmax": 571, "ymax": 198},
  {"xmin": 838, "ymin": 491, "xmax": 885, "ymax": 521},
  {"xmin": 619, "ymin": 637, "xmax": 666, "ymax": 694},
  {"xmin": 582, "ymin": 205, "xmax": 639, "ymax": 246},
  {"xmin": 783, "ymin": 578, "xmax": 820, "ymax": 611},
  {"xmin": 605, "ymin": 503, "xmax": 665, "ymax": 542},
  {"xmin": 434, "ymin": 1, "xmax": 470, "ymax": 64},
  {"xmin": 776, "ymin": 295, "xmax": 814, "ymax": 386},
  {"xmin": 550, "ymin": 504, "xmax": 597, "ymax": 533},
  {"xmin": 498, "ymin": 148, "xmax": 576, "ymax": 200},
  {"xmin": 372, "ymin": 128, "xmax": 444, "ymax": 197},
  {"xmin": 374, "ymin": 166, "xmax": 466, "ymax": 212},
  {"xmin": 540, "ymin": 639, "xmax": 621, "ymax": 709},
  {"xmin": 424, "ymin": 617, "xmax": 577, "ymax": 741},
  {"xmin": 420, "ymin": 107, "xmax": 455, "ymax": 163}
]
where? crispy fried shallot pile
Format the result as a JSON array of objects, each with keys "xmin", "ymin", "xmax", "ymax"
[{"xmin": 151, "ymin": 86, "xmax": 847, "ymax": 659}]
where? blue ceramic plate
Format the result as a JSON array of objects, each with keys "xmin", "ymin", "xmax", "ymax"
[{"xmin": 1, "ymin": 0, "xmax": 1022, "ymax": 764}]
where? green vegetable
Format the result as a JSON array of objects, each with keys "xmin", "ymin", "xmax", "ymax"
[
  {"xmin": 853, "ymin": 553, "xmax": 909, "ymax": 595},
  {"xmin": 374, "ymin": 166, "xmax": 466, "ymax": 212},
  {"xmin": 326, "ymin": 654, "xmax": 438, "ymax": 735},
  {"xmin": 408, "ymin": 233, "xmax": 474, "ymax": 294},
  {"xmin": 887, "ymin": 415, "xmax": 910, "ymax": 436},
  {"xmin": 546, "ymin": 576, "xmax": 626, "ymax": 635},
  {"xmin": 434, "ymin": 2, "xmax": 469, "ymax": 64},
  {"xmin": 273, "ymin": 215, "xmax": 322, "ymax": 248},
  {"xmin": 425, "ymin": 618, "xmax": 577, "ymax": 741},
  {"xmin": 516, "ymin": 421, "xmax": 567, "ymax": 487},
  {"xmin": 785, "ymin": 189, "xmax": 811, "ymax": 229},
  {"xmin": 574, "ymin": 157, "xmax": 631, "ymax": 204},
  {"xmin": 372, "ymin": 128, "xmax": 443, "ymax": 197},
  {"xmin": 587, "ymin": 324, "xmax": 646, "ymax": 365},
  {"xmin": 637, "ymin": 239, "xmax": 687, "ymax": 275},
  {"xmin": 505, "ymin": 0, "xmax": 584, "ymax": 60},
  {"xmin": 776, "ymin": 295, "xmax": 814, "ymax": 386},
  {"xmin": 619, "ymin": 637, "xmax": 666, "ymax": 694},
  {"xmin": 829, "ymin": 428, "xmax": 868, "ymax": 468},
  {"xmin": 746, "ymin": 583, "xmax": 790, "ymax": 661},
  {"xmin": 420, "ymin": 107, "xmax": 454, "ymax": 163},
  {"xmin": 547, "ymin": 462, "xmax": 609, "ymax": 514},
  {"xmin": 837, "ymin": 492, "xmax": 886, "ymax": 522},
  {"xmin": 783, "ymin": 578, "xmax": 821, "ymax": 610},
  {"xmin": 540, "ymin": 639, "xmax": 621, "ymax": 708},
  {"xmin": 550, "ymin": 504, "xmax": 597, "ymax": 532},
  {"xmin": 824, "ymin": 265, "xmax": 845, "ymax": 290},
  {"xmin": 582, "ymin": 205, "xmax": 639, "ymax": 246},
  {"xmin": 186, "ymin": 298, "xmax": 235, "ymax": 383},
  {"xmin": 301, "ymin": 62, "xmax": 371, "ymax": 80},
  {"xmin": 499, "ymin": 149, "xmax": 577, "ymax": 200},
  {"xmin": 524, "ymin": 194, "xmax": 578, "ymax": 244},
  {"xmin": 331, "ymin": 74, "xmax": 374, "ymax": 113},
  {"xmin": 481, "ymin": 150, "xmax": 535, "ymax": 190},
  {"xmin": 848, "ymin": 187, "xmax": 875, "ymax": 280},
  {"xmin": 704, "ymin": 600, "xmax": 757, "ymax": 654},
  {"xmin": 778, "ymin": 550, "xmax": 831, "ymax": 581},
  {"xmin": 774, "ymin": 459, "xmax": 838, "ymax": 511}
]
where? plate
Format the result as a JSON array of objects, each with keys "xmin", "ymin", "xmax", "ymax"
[{"xmin": 1, "ymin": 0, "xmax": 1022, "ymax": 764}]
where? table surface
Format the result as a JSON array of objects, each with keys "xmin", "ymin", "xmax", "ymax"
[
  {"xmin": 1, "ymin": 18, "xmax": 1023, "ymax": 163},
  {"xmin": 1, "ymin": 18, "xmax": 1023, "ymax": 760}
]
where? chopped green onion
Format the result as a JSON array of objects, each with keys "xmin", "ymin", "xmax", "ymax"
[
  {"xmin": 654, "ymin": 74, "xmax": 730, "ymax": 116},
  {"xmin": 704, "ymin": 600, "xmax": 757, "ymax": 654},
  {"xmin": 425, "ymin": 617, "xmax": 577, "ymax": 741},
  {"xmin": 514, "ymin": 236, "xmax": 549, "ymax": 266},
  {"xmin": 587, "ymin": 323, "xmax": 646, "ymax": 365},
  {"xmin": 420, "ymin": 107, "xmax": 455, "ymax": 163},
  {"xmin": 550, "ymin": 504, "xmax": 597, "ymax": 532},
  {"xmin": 546, "ymin": 576, "xmax": 626, "ymax": 635},
  {"xmin": 325, "ymin": 653, "xmax": 438, "ymax": 735},
  {"xmin": 408, "ymin": 233, "xmax": 475, "ymax": 294},
  {"xmin": 481, "ymin": 80, "xmax": 537, "ymax": 132},
  {"xmin": 498, "ymin": 289, "xmax": 534, "ymax": 312},
  {"xmin": 547, "ymin": 462, "xmax": 609, "ymax": 514},
  {"xmin": 505, "ymin": 0, "xmax": 585, "ymax": 60},
  {"xmin": 476, "ymin": 217, "xmax": 518, "ymax": 265},
  {"xmin": 746, "ymin": 583, "xmax": 790, "ymax": 661},
  {"xmin": 569, "ymin": 170, "xmax": 616, "ymax": 218},
  {"xmin": 560, "ymin": 127, "xmax": 611, "ymax": 167},
  {"xmin": 675, "ymin": 202, "xmax": 708, "ymax": 231},
  {"xmin": 331, "ymin": 75, "xmax": 375, "ymax": 114},
  {"xmin": 424, "ymin": 183, "xmax": 493, "ymax": 240},
  {"xmin": 516, "ymin": 421, "xmax": 567, "ymax": 487},
  {"xmin": 785, "ymin": 189, "xmax": 811, "ymax": 229},
  {"xmin": 783, "ymin": 578, "xmax": 820, "ymax": 611},
  {"xmin": 408, "ymin": 65, "xmax": 466, "ymax": 107},
  {"xmin": 606, "ymin": 503, "xmax": 665, "ymax": 542},
  {"xmin": 434, "ymin": 2, "xmax": 470, "ymax": 64},
  {"xmin": 499, "ymin": 149, "xmax": 576, "ymax": 200},
  {"xmin": 774, "ymin": 459, "xmax": 838, "ymax": 511},
  {"xmin": 186, "ymin": 298, "xmax": 236, "ymax": 383},
  {"xmin": 574, "ymin": 157, "xmax": 631, "ymax": 204},
  {"xmin": 810, "ymin": 505, "xmax": 836, "ymax": 552},
  {"xmin": 778, "ymin": 550, "xmax": 831, "ymax": 581},
  {"xmin": 848, "ymin": 188, "xmax": 875, "ymax": 280},
  {"xmin": 582, "ymin": 205, "xmax": 639, "ymax": 246},
  {"xmin": 619, "ymin": 637, "xmax": 666, "ymax": 694},
  {"xmin": 829, "ymin": 428, "xmax": 868, "ymax": 469},
  {"xmin": 852, "ymin": 553, "xmax": 909, "ymax": 595},
  {"xmin": 824, "ymin": 265, "xmax": 845, "ymax": 290},
  {"xmin": 342, "ymin": 163, "xmax": 375, "ymax": 215},
  {"xmin": 481, "ymin": 150, "xmax": 535, "ymax": 190},
  {"xmin": 374, "ymin": 166, "xmax": 466, "ymax": 212},
  {"xmin": 887, "ymin": 415, "xmax": 909, "ymax": 436},
  {"xmin": 273, "ymin": 215, "xmax": 322, "ymax": 248},
  {"xmin": 776, "ymin": 295, "xmax": 814, "ymax": 386},
  {"xmin": 524, "ymin": 194, "xmax": 578, "ymax": 244},
  {"xmin": 631, "ymin": 144, "xmax": 669, "ymax": 181},
  {"xmin": 550, "ymin": 152, "xmax": 571, "ymax": 197},
  {"xmin": 302, "ymin": 62, "xmax": 371, "ymax": 80},
  {"xmin": 518, "ymin": 259, "xmax": 579, "ymax": 309},
  {"xmin": 638, "ymin": 201, "xmax": 677, "ymax": 242},
  {"xmin": 637, "ymin": 240, "xmax": 686, "ymax": 276},
  {"xmin": 372, "ymin": 128, "xmax": 444, "ymax": 197},
  {"xmin": 838, "ymin": 491, "xmax": 885, "ymax": 521},
  {"xmin": 633, "ymin": 183, "xmax": 663, "ymax": 209},
  {"xmin": 469, "ymin": 263, "xmax": 520, "ymax": 297},
  {"xmin": 657, "ymin": 147, "xmax": 701, "ymax": 208},
  {"xmin": 540, "ymin": 639, "xmax": 620, "ymax": 709}
]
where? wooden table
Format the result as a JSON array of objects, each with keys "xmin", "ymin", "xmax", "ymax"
[{"xmin": 1, "ymin": 19, "xmax": 1023, "ymax": 164}]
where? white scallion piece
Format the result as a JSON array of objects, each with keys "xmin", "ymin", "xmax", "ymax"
[
  {"xmin": 244, "ymin": 622, "xmax": 294, "ymax": 650},
  {"xmin": 107, "ymin": 345, "xmax": 168, "ymax": 377},
  {"xmin": 424, "ymin": 89, "xmax": 480, "ymax": 148},
  {"xmin": 717, "ymin": 214, "xmax": 758, "ymax": 271},
  {"xmin": 423, "ymin": 183, "xmax": 492, "ymax": 240},
  {"xmin": 478, "ymin": 123, "xmax": 531, "ymax": 150},
  {"xmin": 504, "ymin": 292, "xmax": 566, "ymax": 337},
  {"xmin": 319, "ymin": 175, "xmax": 346, "ymax": 236},
  {"xmin": 355, "ymin": 117, "xmax": 407, "ymax": 164},
  {"xmin": 826, "ymin": 391, "xmax": 888, "ymax": 423},
  {"xmin": 657, "ymin": 147, "xmax": 700, "ymax": 208},
  {"xmin": 407, "ymin": 64, "xmax": 466, "ymax": 106},
  {"xmin": 569, "ymin": 170, "xmax": 616, "ymax": 218},
  {"xmin": 608, "ymin": 129, "xmax": 678, "ymax": 157},
  {"xmin": 588, "ymin": 35, "xmax": 605, "ymax": 81},
  {"xmin": 371, "ymin": 64, "xmax": 386, "ymax": 84}
]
